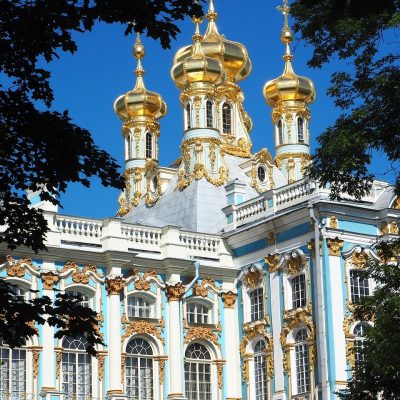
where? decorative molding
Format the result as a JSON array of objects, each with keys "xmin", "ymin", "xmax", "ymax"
[
  {"xmin": 121, "ymin": 353, "xmax": 126, "ymax": 386},
  {"xmin": 156, "ymin": 355, "xmax": 168, "ymax": 385},
  {"xmin": 121, "ymin": 314, "xmax": 165, "ymax": 345},
  {"xmin": 221, "ymin": 291, "xmax": 237, "ymax": 308},
  {"xmin": 105, "ymin": 276, "xmax": 125, "ymax": 295},
  {"xmin": 267, "ymin": 231, "xmax": 276, "ymax": 246},
  {"xmin": 329, "ymin": 216, "xmax": 338, "ymax": 229},
  {"xmin": 32, "ymin": 349, "xmax": 40, "ymax": 379},
  {"xmin": 4, "ymin": 256, "xmax": 39, "ymax": 278},
  {"xmin": 184, "ymin": 326, "xmax": 220, "ymax": 349},
  {"xmin": 55, "ymin": 349, "xmax": 62, "ymax": 380},
  {"xmin": 213, "ymin": 360, "xmax": 225, "ymax": 389},
  {"xmin": 265, "ymin": 254, "xmax": 279, "ymax": 273},
  {"xmin": 40, "ymin": 272, "xmax": 59, "ymax": 290},
  {"xmin": 165, "ymin": 282, "xmax": 185, "ymax": 302},
  {"xmin": 278, "ymin": 249, "xmax": 308, "ymax": 275},
  {"xmin": 326, "ymin": 238, "xmax": 344, "ymax": 257},
  {"xmin": 97, "ymin": 352, "xmax": 106, "ymax": 381},
  {"xmin": 380, "ymin": 221, "xmax": 399, "ymax": 235}
]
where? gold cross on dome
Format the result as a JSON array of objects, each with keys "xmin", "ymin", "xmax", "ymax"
[{"xmin": 277, "ymin": 0, "xmax": 290, "ymax": 26}]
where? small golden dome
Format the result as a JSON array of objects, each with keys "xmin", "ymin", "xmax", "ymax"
[
  {"xmin": 171, "ymin": 21, "xmax": 224, "ymax": 90},
  {"xmin": 172, "ymin": 0, "xmax": 251, "ymax": 84},
  {"xmin": 263, "ymin": 4, "xmax": 315, "ymax": 107},
  {"xmin": 114, "ymin": 34, "xmax": 167, "ymax": 121}
]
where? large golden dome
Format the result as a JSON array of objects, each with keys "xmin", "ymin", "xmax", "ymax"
[
  {"xmin": 114, "ymin": 34, "xmax": 167, "ymax": 121},
  {"xmin": 263, "ymin": 11, "xmax": 315, "ymax": 107},
  {"xmin": 172, "ymin": 0, "xmax": 251, "ymax": 84},
  {"xmin": 171, "ymin": 21, "xmax": 224, "ymax": 90}
]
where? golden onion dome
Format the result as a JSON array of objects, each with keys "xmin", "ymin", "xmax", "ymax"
[
  {"xmin": 171, "ymin": 20, "xmax": 224, "ymax": 90},
  {"xmin": 114, "ymin": 34, "xmax": 167, "ymax": 121},
  {"xmin": 263, "ymin": 3, "xmax": 316, "ymax": 107},
  {"xmin": 172, "ymin": 0, "xmax": 251, "ymax": 84}
]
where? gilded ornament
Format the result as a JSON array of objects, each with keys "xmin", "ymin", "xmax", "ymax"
[
  {"xmin": 121, "ymin": 353, "xmax": 126, "ymax": 385},
  {"xmin": 392, "ymin": 197, "xmax": 400, "ymax": 209},
  {"xmin": 307, "ymin": 239, "xmax": 321, "ymax": 256},
  {"xmin": 209, "ymin": 142, "xmax": 216, "ymax": 170},
  {"xmin": 105, "ymin": 276, "xmax": 125, "ymax": 295},
  {"xmin": 351, "ymin": 250, "xmax": 369, "ymax": 269},
  {"xmin": 97, "ymin": 352, "xmax": 106, "ymax": 381},
  {"xmin": 265, "ymin": 254, "xmax": 279, "ymax": 273},
  {"xmin": 243, "ymin": 269, "xmax": 262, "ymax": 289},
  {"xmin": 380, "ymin": 221, "xmax": 399, "ymax": 235},
  {"xmin": 221, "ymin": 291, "xmax": 237, "ymax": 308},
  {"xmin": 5, "ymin": 256, "xmax": 37, "ymax": 277},
  {"xmin": 285, "ymin": 113, "xmax": 293, "ymax": 141},
  {"xmin": 274, "ymin": 152, "xmax": 311, "ymax": 167},
  {"xmin": 192, "ymin": 282, "xmax": 208, "ymax": 297},
  {"xmin": 326, "ymin": 238, "xmax": 344, "ymax": 257},
  {"xmin": 56, "ymin": 350, "xmax": 62, "ymax": 379},
  {"xmin": 329, "ymin": 216, "xmax": 338, "ymax": 229},
  {"xmin": 165, "ymin": 282, "xmax": 185, "ymax": 302},
  {"xmin": 184, "ymin": 326, "xmax": 220, "ymax": 349},
  {"xmin": 32, "ymin": 350, "xmax": 40, "ymax": 379},
  {"xmin": 122, "ymin": 319, "xmax": 165, "ymax": 345},
  {"xmin": 287, "ymin": 157, "xmax": 295, "ymax": 184},
  {"xmin": 156, "ymin": 355, "xmax": 168, "ymax": 385},
  {"xmin": 214, "ymin": 360, "xmax": 225, "ymax": 389},
  {"xmin": 134, "ymin": 128, "xmax": 141, "ymax": 156},
  {"xmin": 286, "ymin": 253, "xmax": 303, "ymax": 275},
  {"xmin": 41, "ymin": 272, "xmax": 59, "ymax": 290},
  {"xmin": 267, "ymin": 232, "xmax": 276, "ymax": 246}
]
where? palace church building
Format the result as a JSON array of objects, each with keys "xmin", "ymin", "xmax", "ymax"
[{"xmin": 1, "ymin": 1, "xmax": 398, "ymax": 400}]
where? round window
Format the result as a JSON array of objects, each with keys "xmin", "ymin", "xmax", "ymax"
[{"xmin": 257, "ymin": 166, "xmax": 266, "ymax": 182}]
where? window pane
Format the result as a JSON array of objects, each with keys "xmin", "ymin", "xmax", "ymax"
[
  {"xmin": 206, "ymin": 101, "xmax": 213, "ymax": 128},
  {"xmin": 291, "ymin": 274, "xmax": 306, "ymax": 309},
  {"xmin": 350, "ymin": 270, "xmax": 369, "ymax": 302},
  {"xmin": 222, "ymin": 103, "xmax": 232, "ymax": 134},
  {"xmin": 186, "ymin": 303, "xmax": 209, "ymax": 325},
  {"xmin": 295, "ymin": 330, "xmax": 310, "ymax": 394},
  {"xmin": 250, "ymin": 288, "xmax": 264, "ymax": 322},
  {"xmin": 254, "ymin": 341, "xmax": 267, "ymax": 400},
  {"xmin": 127, "ymin": 296, "xmax": 152, "ymax": 319}
]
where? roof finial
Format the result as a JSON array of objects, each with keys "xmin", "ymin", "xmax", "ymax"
[
  {"xmin": 191, "ymin": 18, "xmax": 204, "ymax": 56},
  {"xmin": 133, "ymin": 32, "xmax": 146, "ymax": 90},
  {"xmin": 277, "ymin": 0, "xmax": 294, "ymax": 72},
  {"xmin": 206, "ymin": 0, "xmax": 218, "ymax": 23}
]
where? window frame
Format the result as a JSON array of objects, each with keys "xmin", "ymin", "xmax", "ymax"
[
  {"xmin": 253, "ymin": 340, "xmax": 268, "ymax": 400},
  {"xmin": 249, "ymin": 287, "xmax": 264, "ymax": 322},
  {"xmin": 127, "ymin": 293, "xmax": 156, "ymax": 320},
  {"xmin": 145, "ymin": 132, "xmax": 153, "ymax": 159},
  {"xmin": 222, "ymin": 102, "xmax": 232, "ymax": 134},
  {"xmin": 349, "ymin": 269, "xmax": 370, "ymax": 303},
  {"xmin": 185, "ymin": 103, "xmax": 192, "ymax": 130},
  {"xmin": 0, "ymin": 345, "xmax": 27, "ymax": 396},
  {"xmin": 297, "ymin": 117, "xmax": 305, "ymax": 143},
  {"xmin": 186, "ymin": 301, "xmax": 211, "ymax": 325},
  {"xmin": 206, "ymin": 100, "xmax": 213, "ymax": 128},
  {"xmin": 294, "ymin": 328, "xmax": 311, "ymax": 395},
  {"xmin": 277, "ymin": 119, "xmax": 283, "ymax": 145},
  {"xmin": 290, "ymin": 273, "xmax": 307, "ymax": 310}
]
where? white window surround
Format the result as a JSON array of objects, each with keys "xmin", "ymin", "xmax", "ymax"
[
  {"xmin": 64, "ymin": 285, "xmax": 96, "ymax": 310},
  {"xmin": 183, "ymin": 297, "xmax": 216, "ymax": 326},
  {"xmin": 184, "ymin": 341, "xmax": 219, "ymax": 400},
  {"xmin": 8, "ymin": 280, "xmax": 31, "ymax": 301},
  {"xmin": 346, "ymin": 269, "xmax": 375, "ymax": 304},
  {"xmin": 126, "ymin": 292, "xmax": 157, "ymax": 319},
  {"xmin": 0, "ymin": 345, "xmax": 27, "ymax": 396},
  {"xmin": 122, "ymin": 335, "xmax": 163, "ymax": 400},
  {"xmin": 221, "ymin": 102, "xmax": 233, "ymax": 135},
  {"xmin": 206, "ymin": 99, "xmax": 214, "ymax": 128},
  {"xmin": 286, "ymin": 326, "xmax": 312, "ymax": 397},
  {"xmin": 282, "ymin": 268, "xmax": 310, "ymax": 312},
  {"xmin": 242, "ymin": 281, "xmax": 266, "ymax": 324}
]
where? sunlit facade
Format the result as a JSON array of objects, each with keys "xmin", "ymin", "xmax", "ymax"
[{"xmin": 1, "ymin": 1, "xmax": 398, "ymax": 400}]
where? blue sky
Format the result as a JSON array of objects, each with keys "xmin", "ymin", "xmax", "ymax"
[{"xmin": 48, "ymin": 0, "xmax": 360, "ymax": 218}]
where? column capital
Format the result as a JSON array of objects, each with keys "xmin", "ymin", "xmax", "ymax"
[
  {"xmin": 105, "ymin": 276, "xmax": 126, "ymax": 295},
  {"xmin": 165, "ymin": 282, "xmax": 185, "ymax": 302},
  {"xmin": 326, "ymin": 237, "xmax": 344, "ymax": 257},
  {"xmin": 40, "ymin": 271, "xmax": 59, "ymax": 290},
  {"xmin": 221, "ymin": 291, "xmax": 237, "ymax": 308}
]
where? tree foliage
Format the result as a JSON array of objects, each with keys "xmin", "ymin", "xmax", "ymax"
[
  {"xmin": 337, "ymin": 240, "xmax": 400, "ymax": 399},
  {"xmin": 0, "ymin": 278, "xmax": 102, "ymax": 355},
  {"xmin": 0, "ymin": 0, "xmax": 202, "ymax": 353},
  {"xmin": 0, "ymin": 0, "xmax": 202, "ymax": 253},
  {"xmin": 291, "ymin": 0, "xmax": 400, "ymax": 199}
]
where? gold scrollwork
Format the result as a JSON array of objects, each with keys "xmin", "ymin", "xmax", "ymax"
[
  {"xmin": 265, "ymin": 254, "xmax": 279, "ymax": 273},
  {"xmin": 41, "ymin": 272, "xmax": 59, "ymax": 290},
  {"xmin": 221, "ymin": 291, "xmax": 237, "ymax": 308},
  {"xmin": 121, "ymin": 315, "xmax": 165, "ymax": 345},
  {"xmin": 184, "ymin": 326, "xmax": 220, "ymax": 349},
  {"xmin": 380, "ymin": 221, "xmax": 399, "ymax": 235},
  {"xmin": 4, "ymin": 256, "xmax": 36, "ymax": 277},
  {"xmin": 105, "ymin": 276, "xmax": 125, "ymax": 295},
  {"xmin": 326, "ymin": 238, "xmax": 344, "ymax": 257},
  {"xmin": 165, "ymin": 282, "xmax": 185, "ymax": 302},
  {"xmin": 243, "ymin": 269, "xmax": 262, "ymax": 289}
]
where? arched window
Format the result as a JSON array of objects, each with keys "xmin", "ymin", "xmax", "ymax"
[
  {"xmin": 350, "ymin": 270, "xmax": 370, "ymax": 302},
  {"xmin": 127, "ymin": 295, "xmax": 154, "ymax": 319},
  {"xmin": 222, "ymin": 102, "xmax": 232, "ymax": 134},
  {"xmin": 254, "ymin": 340, "xmax": 267, "ymax": 400},
  {"xmin": 186, "ymin": 303, "xmax": 210, "ymax": 324},
  {"xmin": 62, "ymin": 336, "xmax": 92, "ymax": 400},
  {"xmin": 291, "ymin": 274, "xmax": 306, "ymax": 309},
  {"xmin": 257, "ymin": 166, "xmax": 266, "ymax": 183},
  {"xmin": 127, "ymin": 135, "xmax": 132, "ymax": 159},
  {"xmin": 250, "ymin": 287, "xmax": 264, "ymax": 322},
  {"xmin": 354, "ymin": 324, "xmax": 367, "ymax": 364},
  {"xmin": 186, "ymin": 103, "xmax": 191, "ymax": 130},
  {"xmin": 66, "ymin": 290, "xmax": 91, "ymax": 308},
  {"xmin": 184, "ymin": 343, "xmax": 212, "ymax": 400},
  {"xmin": 277, "ymin": 120, "xmax": 283, "ymax": 145},
  {"xmin": 126, "ymin": 338, "xmax": 153, "ymax": 400},
  {"xmin": 295, "ymin": 329, "xmax": 310, "ymax": 394},
  {"xmin": 145, "ymin": 132, "xmax": 153, "ymax": 159},
  {"xmin": 0, "ymin": 342, "xmax": 26, "ymax": 396},
  {"xmin": 206, "ymin": 100, "xmax": 213, "ymax": 128},
  {"xmin": 298, "ymin": 117, "xmax": 305, "ymax": 143}
]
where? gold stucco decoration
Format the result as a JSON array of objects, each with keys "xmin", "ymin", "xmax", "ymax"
[
  {"xmin": 326, "ymin": 238, "xmax": 344, "ymax": 257},
  {"xmin": 265, "ymin": 254, "xmax": 279, "ymax": 273},
  {"xmin": 5, "ymin": 256, "xmax": 37, "ymax": 277},
  {"xmin": 156, "ymin": 355, "xmax": 168, "ymax": 385},
  {"xmin": 105, "ymin": 276, "xmax": 125, "ymax": 295},
  {"xmin": 221, "ymin": 291, "xmax": 237, "ymax": 308},
  {"xmin": 32, "ymin": 349, "xmax": 40, "ymax": 379},
  {"xmin": 380, "ymin": 221, "xmax": 399, "ymax": 235},
  {"xmin": 329, "ymin": 216, "xmax": 338, "ymax": 229},
  {"xmin": 184, "ymin": 326, "xmax": 220, "ymax": 349},
  {"xmin": 41, "ymin": 272, "xmax": 59, "ymax": 290},
  {"xmin": 55, "ymin": 350, "xmax": 62, "ymax": 380},
  {"xmin": 214, "ymin": 360, "xmax": 225, "ymax": 389},
  {"xmin": 165, "ymin": 282, "xmax": 186, "ymax": 302},
  {"xmin": 243, "ymin": 269, "xmax": 262, "ymax": 289},
  {"xmin": 121, "ymin": 315, "xmax": 165, "ymax": 345},
  {"xmin": 267, "ymin": 231, "xmax": 276, "ymax": 246},
  {"xmin": 97, "ymin": 352, "xmax": 106, "ymax": 381}
]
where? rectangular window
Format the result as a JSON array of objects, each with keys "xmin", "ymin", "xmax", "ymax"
[
  {"xmin": 350, "ymin": 270, "xmax": 369, "ymax": 302},
  {"xmin": 291, "ymin": 274, "xmax": 307, "ymax": 309},
  {"xmin": 250, "ymin": 287, "xmax": 264, "ymax": 322},
  {"xmin": 295, "ymin": 343, "xmax": 310, "ymax": 394},
  {"xmin": 128, "ymin": 297, "xmax": 152, "ymax": 319},
  {"xmin": 186, "ymin": 303, "xmax": 209, "ymax": 324}
]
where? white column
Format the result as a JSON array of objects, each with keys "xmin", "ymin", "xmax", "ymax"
[
  {"xmin": 106, "ymin": 277, "xmax": 126, "ymax": 400},
  {"xmin": 221, "ymin": 291, "xmax": 241, "ymax": 399},
  {"xmin": 166, "ymin": 283, "xmax": 186, "ymax": 400},
  {"xmin": 270, "ymin": 271, "xmax": 286, "ymax": 398},
  {"xmin": 40, "ymin": 266, "xmax": 59, "ymax": 390},
  {"xmin": 327, "ymin": 253, "xmax": 347, "ymax": 388}
]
